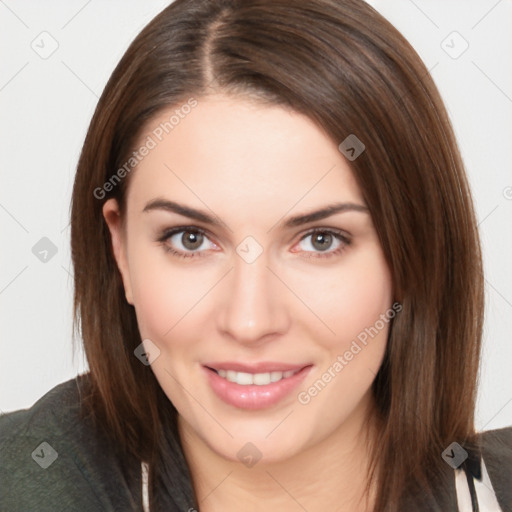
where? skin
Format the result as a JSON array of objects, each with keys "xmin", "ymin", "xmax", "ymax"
[{"xmin": 103, "ymin": 93, "xmax": 393, "ymax": 511}]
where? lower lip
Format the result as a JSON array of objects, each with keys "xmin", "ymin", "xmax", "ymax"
[{"xmin": 203, "ymin": 365, "xmax": 312, "ymax": 410}]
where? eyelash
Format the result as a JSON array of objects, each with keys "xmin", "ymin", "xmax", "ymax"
[{"xmin": 157, "ymin": 226, "xmax": 351, "ymax": 260}]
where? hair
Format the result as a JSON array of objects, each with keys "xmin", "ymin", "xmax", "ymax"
[{"xmin": 70, "ymin": 0, "xmax": 484, "ymax": 510}]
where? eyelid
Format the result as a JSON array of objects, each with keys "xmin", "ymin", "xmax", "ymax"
[
  {"xmin": 292, "ymin": 227, "xmax": 351, "ymax": 257},
  {"xmin": 157, "ymin": 225, "xmax": 213, "ymax": 242},
  {"xmin": 157, "ymin": 225, "xmax": 218, "ymax": 250},
  {"xmin": 299, "ymin": 227, "xmax": 351, "ymax": 243}
]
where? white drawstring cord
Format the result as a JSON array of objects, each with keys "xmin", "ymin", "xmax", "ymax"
[
  {"xmin": 141, "ymin": 461, "xmax": 150, "ymax": 512},
  {"xmin": 455, "ymin": 456, "xmax": 503, "ymax": 511}
]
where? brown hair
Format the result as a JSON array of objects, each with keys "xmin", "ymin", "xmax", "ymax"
[{"xmin": 70, "ymin": 0, "xmax": 484, "ymax": 509}]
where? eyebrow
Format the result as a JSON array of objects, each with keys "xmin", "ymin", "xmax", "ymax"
[{"xmin": 142, "ymin": 198, "xmax": 369, "ymax": 229}]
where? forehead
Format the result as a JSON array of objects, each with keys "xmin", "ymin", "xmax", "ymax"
[{"xmin": 126, "ymin": 94, "xmax": 364, "ymax": 217}]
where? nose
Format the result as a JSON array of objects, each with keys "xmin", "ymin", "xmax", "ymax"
[{"xmin": 216, "ymin": 250, "xmax": 290, "ymax": 346}]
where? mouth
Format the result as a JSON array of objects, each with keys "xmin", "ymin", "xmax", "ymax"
[
  {"xmin": 205, "ymin": 367, "xmax": 303, "ymax": 386},
  {"xmin": 202, "ymin": 362, "xmax": 313, "ymax": 410}
]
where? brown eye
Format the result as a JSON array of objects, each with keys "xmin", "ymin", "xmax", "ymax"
[
  {"xmin": 158, "ymin": 226, "xmax": 217, "ymax": 259},
  {"xmin": 295, "ymin": 228, "xmax": 351, "ymax": 259},
  {"xmin": 311, "ymin": 232, "xmax": 333, "ymax": 252},
  {"xmin": 181, "ymin": 231, "xmax": 204, "ymax": 250}
]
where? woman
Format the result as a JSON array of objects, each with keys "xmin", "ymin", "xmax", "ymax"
[{"xmin": 1, "ymin": 0, "xmax": 510, "ymax": 510}]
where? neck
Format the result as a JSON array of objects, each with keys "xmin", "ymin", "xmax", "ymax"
[{"xmin": 178, "ymin": 393, "xmax": 380, "ymax": 512}]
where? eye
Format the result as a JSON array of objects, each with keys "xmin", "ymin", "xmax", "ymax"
[
  {"xmin": 157, "ymin": 227, "xmax": 217, "ymax": 258},
  {"xmin": 294, "ymin": 228, "xmax": 351, "ymax": 259},
  {"xmin": 157, "ymin": 226, "xmax": 351, "ymax": 260}
]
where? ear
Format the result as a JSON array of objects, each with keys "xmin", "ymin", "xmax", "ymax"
[{"xmin": 102, "ymin": 198, "xmax": 134, "ymax": 305}]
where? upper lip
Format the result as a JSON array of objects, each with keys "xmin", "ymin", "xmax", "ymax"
[{"xmin": 203, "ymin": 362, "xmax": 312, "ymax": 373}]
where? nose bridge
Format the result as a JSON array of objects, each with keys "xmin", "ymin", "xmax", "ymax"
[{"xmin": 217, "ymin": 247, "xmax": 288, "ymax": 343}]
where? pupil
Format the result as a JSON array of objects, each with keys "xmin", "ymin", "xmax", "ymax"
[
  {"xmin": 313, "ymin": 233, "xmax": 331, "ymax": 251},
  {"xmin": 182, "ymin": 231, "xmax": 202, "ymax": 250}
]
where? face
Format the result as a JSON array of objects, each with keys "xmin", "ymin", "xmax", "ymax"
[{"xmin": 103, "ymin": 93, "xmax": 393, "ymax": 465}]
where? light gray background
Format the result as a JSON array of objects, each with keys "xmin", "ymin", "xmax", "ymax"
[{"xmin": 1, "ymin": 0, "xmax": 511, "ymax": 431}]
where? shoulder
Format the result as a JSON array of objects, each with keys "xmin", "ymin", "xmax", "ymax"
[
  {"xmin": 0, "ymin": 375, "xmax": 85, "ymax": 440},
  {"xmin": 479, "ymin": 425, "xmax": 512, "ymax": 453},
  {"xmin": 479, "ymin": 425, "xmax": 512, "ymax": 471},
  {"xmin": 0, "ymin": 373, "xmax": 142, "ymax": 511},
  {"xmin": 478, "ymin": 426, "xmax": 512, "ymax": 512}
]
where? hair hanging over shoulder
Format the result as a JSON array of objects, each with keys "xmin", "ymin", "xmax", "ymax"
[{"xmin": 70, "ymin": 0, "xmax": 484, "ymax": 510}]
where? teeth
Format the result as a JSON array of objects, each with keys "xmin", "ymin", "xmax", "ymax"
[
  {"xmin": 216, "ymin": 369, "xmax": 299, "ymax": 385},
  {"xmin": 253, "ymin": 373, "xmax": 271, "ymax": 385},
  {"xmin": 270, "ymin": 371, "xmax": 282, "ymax": 382}
]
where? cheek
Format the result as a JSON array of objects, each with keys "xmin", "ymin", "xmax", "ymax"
[
  {"xmin": 294, "ymin": 249, "xmax": 392, "ymax": 419},
  {"xmin": 128, "ymin": 250, "xmax": 208, "ymax": 408},
  {"xmin": 127, "ymin": 245, "xmax": 204, "ymax": 341},
  {"xmin": 292, "ymin": 245, "xmax": 393, "ymax": 350}
]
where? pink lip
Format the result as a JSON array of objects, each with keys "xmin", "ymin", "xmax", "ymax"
[{"xmin": 202, "ymin": 364, "xmax": 313, "ymax": 410}]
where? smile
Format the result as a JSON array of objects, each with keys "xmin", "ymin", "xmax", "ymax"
[
  {"xmin": 211, "ymin": 368, "xmax": 301, "ymax": 386},
  {"xmin": 202, "ymin": 363, "xmax": 313, "ymax": 410}
]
